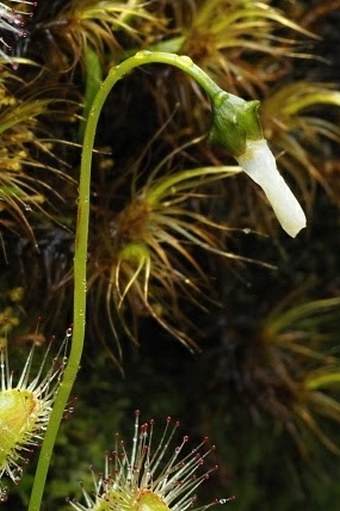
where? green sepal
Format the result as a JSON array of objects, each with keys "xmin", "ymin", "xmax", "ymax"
[{"xmin": 209, "ymin": 92, "xmax": 262, "ymax": 157}]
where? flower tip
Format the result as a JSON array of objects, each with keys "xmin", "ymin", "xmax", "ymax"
[
  {"xmin": 284, "ymin": 209, "xmax": 307, "ymax": 238},
  {"xmin": 236, "ymin": 139, "xmax": 307, "ymax": 238}
]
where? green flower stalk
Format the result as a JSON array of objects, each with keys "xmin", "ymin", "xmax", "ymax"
[
  {"xmin": 30, "ymin": 49, "xmax": 305, "ymax": 510},
  {"xmin": 0, "ymin": 339, "xmax": 66, "ymax": 501},
  {"xmin": 68, "ymin": 412, "xmax": 234, "ymax": 511}
]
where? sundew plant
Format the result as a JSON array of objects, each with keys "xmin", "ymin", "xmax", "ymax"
[{"xmin": 0, "ymin": 1, "xmax": 339, "ymax": 510}]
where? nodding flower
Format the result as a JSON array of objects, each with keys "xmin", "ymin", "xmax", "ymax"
[
  {"xmin": 68, "ymin": 411, "xmax": 235, "ymax": 511},
  {"xmin": 236, "ymin": 138, "xmax": 307, "ymax": 238},
  {"xmin": 209, "ymin": 90, "xmax": 306, "ymax": 237},
  {"xmin": 0, "ymin": 337, "xmax": 67, "ymax": 501}
]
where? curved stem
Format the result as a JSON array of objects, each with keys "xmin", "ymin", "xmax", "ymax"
[{"xmin": 27, "ymin": 51, "xmax": 232, "ymax": 511}]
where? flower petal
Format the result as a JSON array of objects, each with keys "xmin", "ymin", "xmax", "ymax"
[{"xmin": 237, "ymin": 139, "xmax": 307, "ymax": 237}]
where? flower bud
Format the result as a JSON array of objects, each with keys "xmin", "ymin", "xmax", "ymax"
[
  {"xmin": 236, "ymin": 138, "xmax": 307, "ymax": 237},
  {"xmin": 208, "ymin": 89, "xmax": 306, "ymax": 236}
]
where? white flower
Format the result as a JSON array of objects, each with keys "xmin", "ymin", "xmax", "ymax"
[{"xmin": 236, "ymin": 138, "xmax": 307, "ymax": 237}]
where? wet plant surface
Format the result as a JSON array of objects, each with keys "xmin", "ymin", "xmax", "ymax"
[{"xmin": 0, "ymin": 1, "xmax": 339, "ymax": 510}]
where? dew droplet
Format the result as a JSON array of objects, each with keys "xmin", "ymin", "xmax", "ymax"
[
  {"xmin": 135, "ymin": 50, "xmax": 152, "ymax": 59},
  {"xmin": 0, "ymin": 486, "xmax": 8, "ymax": 503},
  {"xmin": 66, "ymin": 327, "xmax": 73, "ymax": 338},
  {"xmin": 179, "ymin": 55, "xmax": 193, "ymax": 67},
  {"xmin": 218, "ymin": 496, "xmax": 236, "ymax": 504}
]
